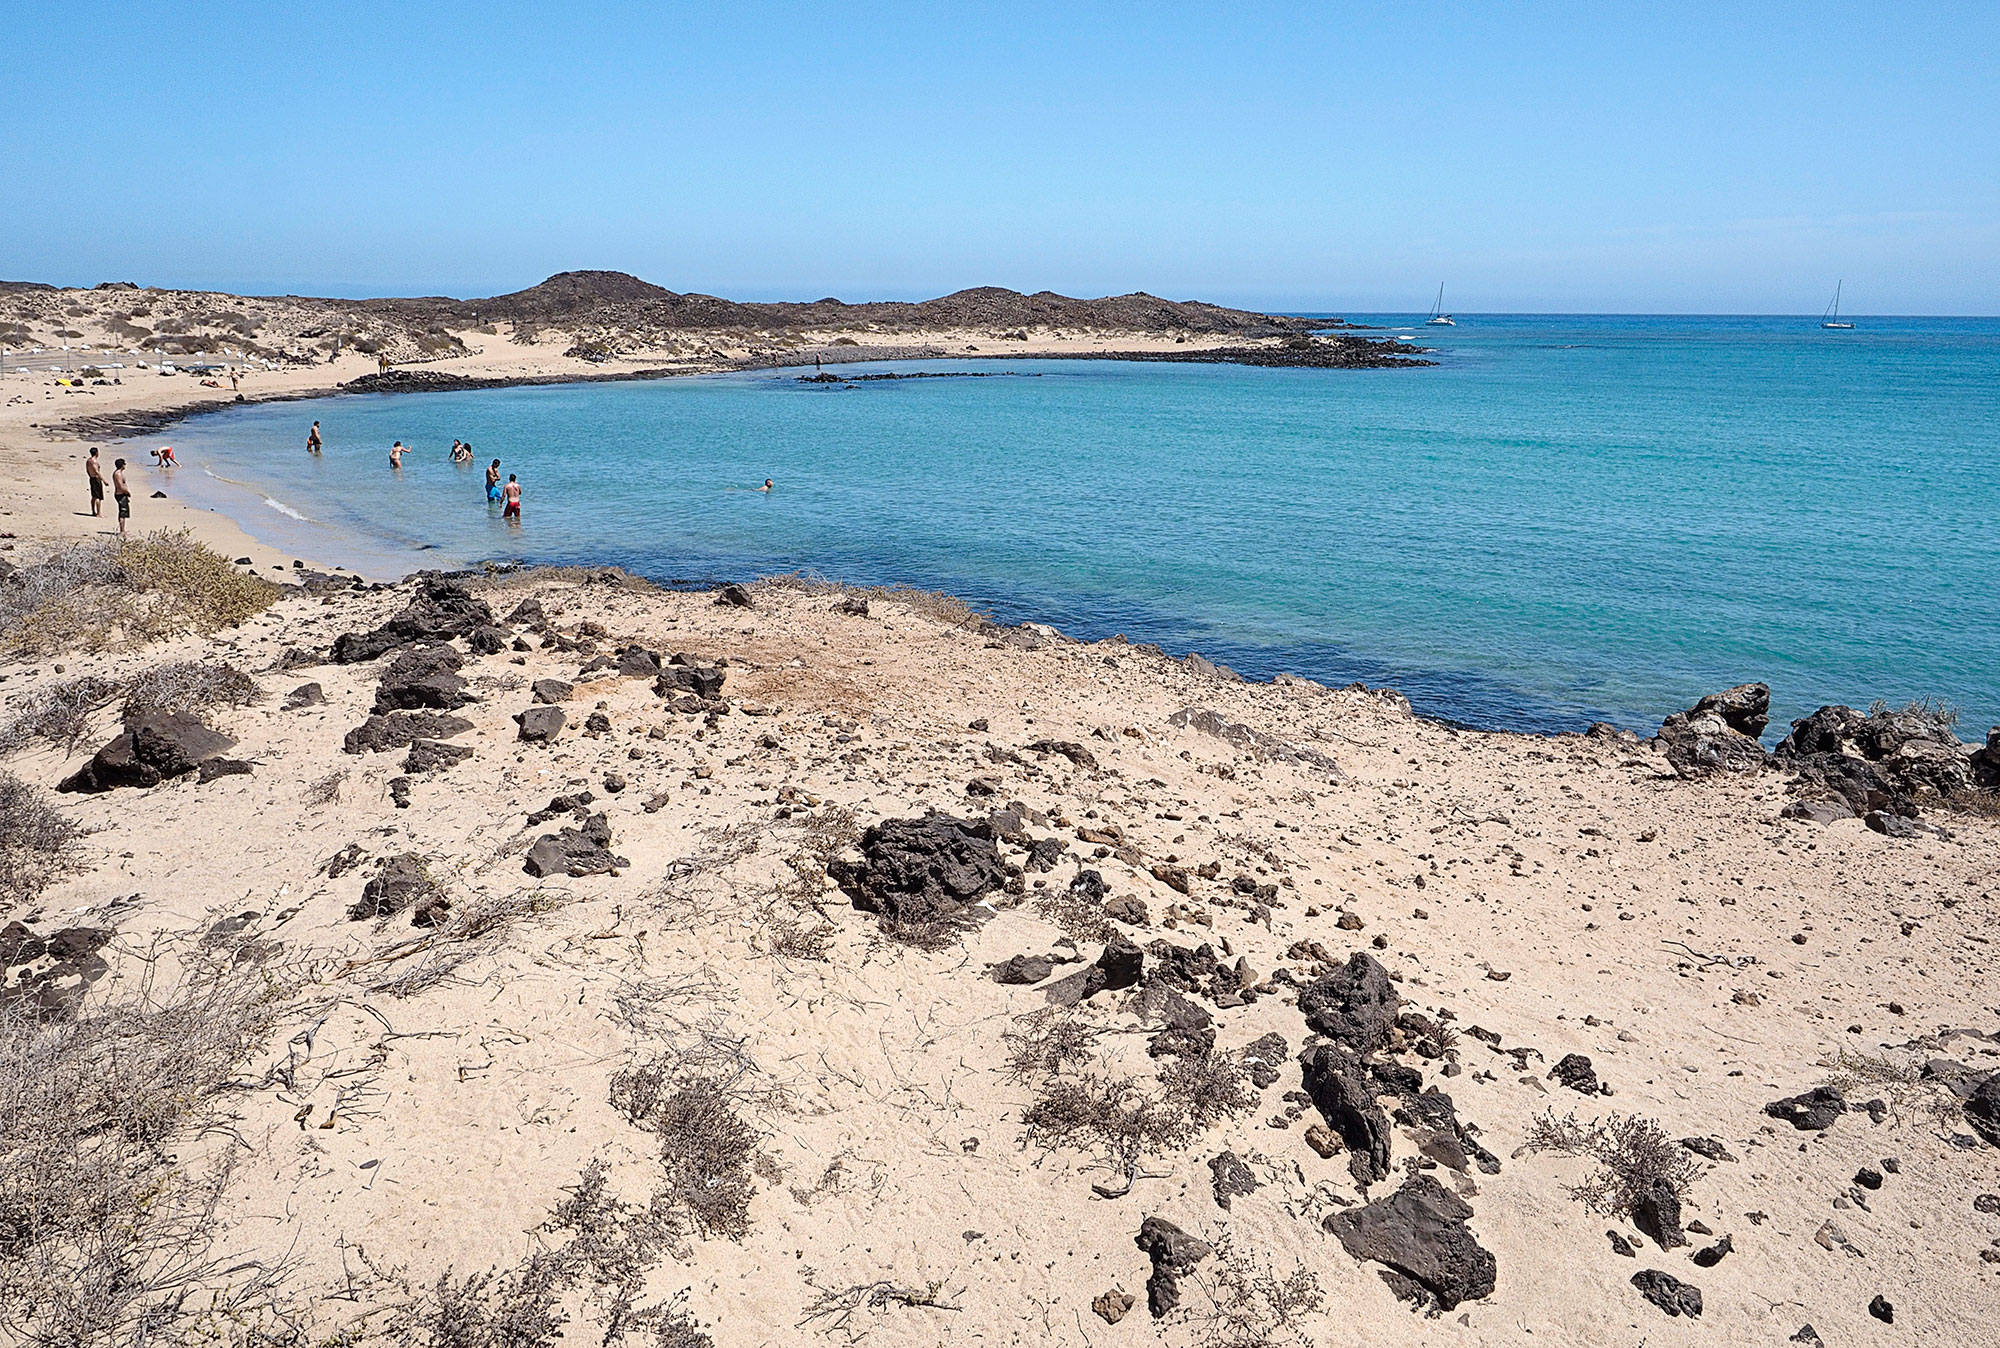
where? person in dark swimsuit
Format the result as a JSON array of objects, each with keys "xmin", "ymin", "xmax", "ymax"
[
  {"xmin": 112, "ymin": 459, "xmax": 131, "ymax": 537},
  {"xmin": 86, "ymin": 447, "xmax": 104, "ymax": 516},
  {"xmin": 306, "ymin": 421, "xmax": 322, "ymax": 454}
]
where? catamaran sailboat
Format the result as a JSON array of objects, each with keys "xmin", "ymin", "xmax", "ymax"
[
  {"xmin": 1425, "ymin": 283, "xmax": 1455, "ymax": 326},
  {"xmin": 1821, "ymin": 281, "xmax": 1854, "ymax": 329}
]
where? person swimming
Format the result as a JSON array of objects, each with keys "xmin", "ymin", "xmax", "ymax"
[
  {"xmin": 758, "ymin": 478, "xmax": 774, "ymax": 492},
  {"xmin": 486, "ymin": 458, "xmax": 503, "ymax": 501}
]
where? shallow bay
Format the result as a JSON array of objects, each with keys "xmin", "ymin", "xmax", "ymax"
[{"xmin": 164, "ymin": 314, "xmax": 2000, "ymax": 734}]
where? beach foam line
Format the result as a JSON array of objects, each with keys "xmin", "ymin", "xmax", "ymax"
[{"xmin": 263, "ymin": 496, "xmax": 310, "ymax": 521}]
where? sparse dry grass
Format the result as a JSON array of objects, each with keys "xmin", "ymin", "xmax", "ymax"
[
  {"xmin": 0, "ymin": 676, "xmax": 119, "ymax": 755},
  {"xmin": 757, "ymin": 808, "xmax": 859, "ymax": 964},
  {"xmin": 0, "ymin": 532, "xmax": 279, "ymax": 659},
  {"xmin": 123, "ymin": 658, "xmax": 261, "ymax": 719},
  {"xmin": 1818, "ymin": 1046, "xmax": 1965, "ymax": 1129},
  {"xmin": 0, "ymin": 771, "xmax": 86, "ymax": 904},
  {"xmin": 0, "ymin": 949, "xmax": 291, "ymax": 1347},
  {"xmin": 1002, "ymin": 1007, "xmax": 1104, "ymax": 1081},
  {"xmin": 1522, "ymin": 1109, "xmax": 1705, "ymax": 1218},
  {"xmin": 302, "ymin": 768, "xmax": 346, "ymax": 807},
  {"xmin": 366, "ymin": 887, "xmax": 570, "ymax": 998},
  {"xmin": 1175, "ymin": 1234, "xmax": 1326, "ymax": 1348}
]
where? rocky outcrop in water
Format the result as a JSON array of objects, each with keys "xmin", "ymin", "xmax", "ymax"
[{"xmin": 1657, "ymin": 684, "xmax": 1770, "ymax": 776}]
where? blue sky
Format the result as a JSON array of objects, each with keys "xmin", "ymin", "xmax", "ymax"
[{"xmin": 3, "ymin": 3, "xmax": 1994, "ymax": 312}]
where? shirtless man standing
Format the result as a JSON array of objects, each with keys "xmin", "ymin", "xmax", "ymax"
[
  {"xmin": 112, "ymin": 458, "xmax": 131, "ymax": 538},
  {"xmin": 86, "ymin": 447, "xmax": 105, "ymax": 516},
  {"xmin": 306, "ymin": 421, "xmax": 322, "ymax": 454},
  {"xmin": 486, "ymin": 458, "xmax": 503, "ymax": 501},
  {"xmin": 502, "ymin": 474, "xmax": 522, "ymax": 521}
]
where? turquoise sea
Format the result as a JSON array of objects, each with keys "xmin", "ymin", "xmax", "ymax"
[{"xmin": 159, "ymin": 314, "xmax": 2000, "ymax": 736}]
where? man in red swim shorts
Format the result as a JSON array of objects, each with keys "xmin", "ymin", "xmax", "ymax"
[{"xmin": 502, "ymin": 474, "xmax": 521, "ymax": 520}]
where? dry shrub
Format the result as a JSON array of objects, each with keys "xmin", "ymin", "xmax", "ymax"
[
  {"xmin": 609, "ymin": 1069, "xmax": 759, "ymax": 1243},
  {"xmin": 1031, "ymin": 881, "xmax": 1114, "ymax": 943},
  {"xmin": 1158, "ymin": 1048, "xmax": 1259, "ymax": 1134},
  {"xmin": 1002, "ymin": 1007, "xmax": 1104, "ymax": 1081},
  {"xmin": 302, "ymin": 768, "xmax": 346, "ymax": 807},
  {"xmin": 0, "ymin": 953, "xmax": 289, "ymax": 1346},
  {"xmin": 0, "ymin": 540, "xmax": 126, "ymax": 657},
  {"xmin": 1522, "ymin": 1109, "xmax": 1705, "ymax": 1217},
  {"xmin": 116, "ymin": 530, "xmax": 281, "ymax": 639},
  {"xmin": 1819, "ymin": 1046, "xmax": 1964, "ymax": 1129},
  {"xmin": 369, "ymin": 1164, "xmax": 712, "ymax": 1348},
  {"xmin": 1945, "ymin": 787, "xmax": 2000, "ymax": 820},
  {"xmin": 1175, "ymin": 1233, "xmax": 1325, "ymax": 1348},
  {"xmin": 0, "ymin": 772, "xmax": 85, "ymax": 904},
  {"xmin": 0, "ymin": 532, "xmax": 278, "ymax": 659},
  {"xmin": 0, "ymin": 676, "xmax": 121, "ymax": 754},
  {"xmin": 1021, "ymin": 1052, "xmax": 1255, "ymax": 1176},
  {"xmin": 123, "ymin": 658, "xmax": 261, "ymax": 719}
]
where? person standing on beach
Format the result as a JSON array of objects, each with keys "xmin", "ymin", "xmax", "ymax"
[
  {"xmin": 86, "ymin": 447, "xmax": 104, "ymax": 516},
  {"xmin": 502, "ymin": 474, "xmax": 521, "ymax": 521},
  {"xmin": 389, "ymin": 441, "xmax": 406, "ymax": 470},
  {"xmin": 306, "ymin": 421, "xmax": 322, "ymax": 454},
  {"xmin": 112, "ymin": 459, "xmax": 131, "ymax": 538},
  {"xmin": 486, "ymin": 458, "xmax": 503, "ymax": 501}
]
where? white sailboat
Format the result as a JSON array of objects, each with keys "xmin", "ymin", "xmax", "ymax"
[
  {"xmin": 1821, "ymin": 281, "xmax": 1854, "ymax": 329},
  {"xmin": 1425, "ymin": 283, "xmax": 1455, "ymax": 326}
]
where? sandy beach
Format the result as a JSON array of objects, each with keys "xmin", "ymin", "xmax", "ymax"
[{"xmin": 2, "ymin": 287, "xmax": 1998, "ymax": 1348}]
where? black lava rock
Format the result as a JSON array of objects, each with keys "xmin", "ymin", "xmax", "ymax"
[
  {"xmin": 1297, "ymin": 952, "xmax": 1399, "ymax": 1055},
  {"xmin": 1134, "ymin": 1216, "xmax": 1210, "ymax": 1317},
  {"xmin": 331, "ymin": 578, "xmax": 494, "ymax": 663},
  {"xmin": 342, "ymin": 711, "xmax": 473, "ymax": 754},
  {"xmin": 828, "ymin": 814, "xmax": 1007, "ymax": 942},
  {"xmin": 1631, "ymin": 1269, "xmax": 1702, "ymax": 1318},
  {"xmin": 58, "ymin": 711, "xmax": 238, "ymax": 792},
  {"xmin": 1549, "ymin": 1053, "xmax": 1603, "ymax": 1094},
  {"xmin": 1326, "ymin": 1173, "xmax": 1497, "ymax": 1311},
  {"xmin": 1629, "ymin": 1177, "xmax": 1688, "ymax": 1250},
  {"xmin": 1764, "ymin": 1085, "xmax": 1846, "ymax": 1131},
  {"xmin": 1208, "ymin": 1151, "xmax": 1259, "ymax": 1210},
  {"xmin": 1301, "ymin": 1045, "xmax": 1393, "ymax": 1187}
]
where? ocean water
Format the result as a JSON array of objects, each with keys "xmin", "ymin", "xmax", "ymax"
[{"xmin": 157, "ymin": 314, "xmax": 2000, "ymax": 736}]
